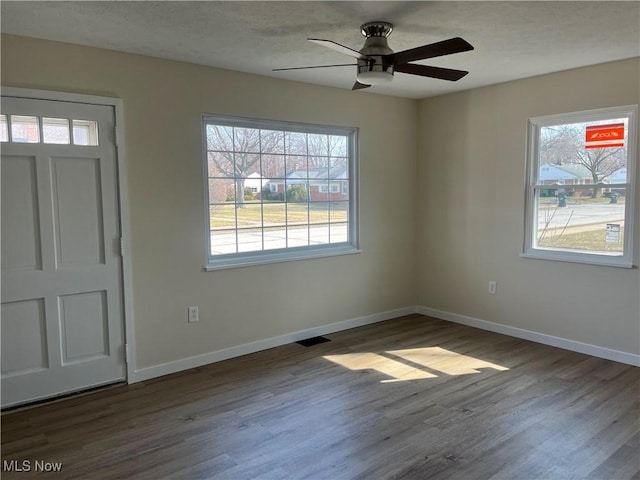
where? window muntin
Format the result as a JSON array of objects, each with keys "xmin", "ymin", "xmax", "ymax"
[
  {"xmin": 203, "ymin": 116, "xmax": 358, "ymax": 269},
  {"xmin": 524, "ymin": 106, "xmax": 637, "ymax": 267}
]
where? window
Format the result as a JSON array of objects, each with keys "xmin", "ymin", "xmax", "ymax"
[
  {"xmin": 524, "ymin": 105, "xmax": 637, "ymax": 267},
  {"xmin": 203, "ymin": 115, "xmax": 359, "ymax": 270},
  {"xmin": 0, "ymin": 114, "xmax": 99, "ymax": 146}
]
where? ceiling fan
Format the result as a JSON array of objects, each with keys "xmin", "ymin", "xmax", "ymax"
[{"xmin": 273, "ymin": 22, "xmax": 474, "ymax": 90}]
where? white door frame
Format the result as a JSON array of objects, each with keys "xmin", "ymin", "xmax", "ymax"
[{"xmin": 2, "ymin": 86, "xmax": 136, "ymax": 384}]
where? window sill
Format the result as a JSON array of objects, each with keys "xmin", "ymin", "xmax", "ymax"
[
  {"xmin": 521, "ymin": 249, "xmax": 634, "ymax": 268},
  {"xmin": 205, "ymin": 244, "xmax": 361, "ymax": 271}
]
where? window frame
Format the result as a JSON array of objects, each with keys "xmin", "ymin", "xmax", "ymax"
[
  {"xmin": 523, "ymin": 105, "xmax": 637, "ymax": 268},
  {"xmin": 202, "ymin": 115, "xmax": 360, "ymax": 270}
]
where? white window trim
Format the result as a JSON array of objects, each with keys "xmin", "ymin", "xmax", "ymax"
[
  {"xmin": 202, "ymin": 115, "xmax": 360, "ymax": 270},
  {"xmin": 522, "ymin": 105, "xmax": 637, "ymax": 268}
]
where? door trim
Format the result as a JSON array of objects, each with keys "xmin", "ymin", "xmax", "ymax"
[{"xmin": 2, "ymin": 87, "xmax": 136, "ymax": 384}]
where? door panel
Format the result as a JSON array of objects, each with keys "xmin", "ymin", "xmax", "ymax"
[
  {"xmin": 1, "ymin": 299, "xmax": 48, "ymax": 376},
  {"xmin": 59, "ymin": 290, "xmax": 109, "ymax": 364},
  {"xmin": 1, "ymin": 155, "xmax": 42, "ymax": 271},
  {"xmin": 1, "ymin": 96, "xmax": 125, "ymax": 408},
  {"xmin": 52, "ymin": 156, "xmax": 105, "ymax": 266}
]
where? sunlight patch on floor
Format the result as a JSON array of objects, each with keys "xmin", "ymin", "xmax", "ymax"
[{"xmin": 324, "ymin": 347, "xmax": 509, "ymax": 383}]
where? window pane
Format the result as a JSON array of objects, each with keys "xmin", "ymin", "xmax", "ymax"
[
  {"xmin": 42, "ymin": 117, "xmax": 70, "ymax": 144},
  {"xmin": 236, "ymin": 203, "xmax": 262, "ymax": 228},
  {"xmin": 209, "ymin": 178, "xmax": 236, "ymax": 204},
  {"xmin": 312, "ymin": 181, "xmax": 329, "ymax": 201},
  {"xmin": 329, "ymin": 158, "xmax": 347, "ymax": 176},
  {"xmin": 235, "ymin": 153, "xmax": 260, "ymax": 180},
  {"xmin": 285, "ymin": 180, "xmax": 308, "ymax": 203},
  {"xmin": 262, "ymin": 154, "xmax": 285, "ymax": 178},
  {"xmin": 210, "ymin": 204, "xmax": 236, "ymax": 229},
  {"xmin": 286, "ymin": 202, "xmax": 308, "ymax": 225},
  {"xmin": 262, "ymin": 202, "xmax": 285, "ymax": 227},
  {"xmin": 207, "ymin": 125, "xmax": 234, "ymax": 151},
  {"xmin": 307, "ymin": 133, "xmax": 328, "ymax": 156},
  {"xmin": 309, "ymin": 156, "xmax": 330, "ymax": 172},
  {"xmin": 11, "ymin": 115, "xmax": 39, "ymax": 143},
  {"xmin": 0, "ymin": 115, "xmax": 8, "ymax": 142},
  {"xmin": 535, "ymin": 187, "xmax": 625, "ymax": 254},
  {"xmin": 285, "ymin": 132, "xmax": 306, "ymax": 155},
  {"xmin": 210, "ymin": 229, "xmax": 237, "ymax": 255},
  {"xmin": 310, "ymin": 224, "xmax": 329, "ymax": 245},
  {"xmin": 238, "ymin": 227, "xmax": 263, "ymax": 253},
  {"xmin": 261, "ymin": 130, "xmax": 285, "ymax": 154},
  {"xmin": 72, "ymin": 120, "xmax": 98, "ymax": 145},
  {"xmin": 310, "ymin": 202, "xmax": 329, "ymax": 224},
  {"xmin": 329, "ymin": 135, "xmax": 348, "ymax": 157},
  {"xmin": 285, "ymin": 156, "xmax": 307, "ymax": 177},
  {"xmin": 287, "ymin": 225, "xmax": 309, "ymax": 248},
  {"xmin": 330, "ymin": 201, "xmax": 349, "ymax": 224},
  {"xmin": 330, "ymin": 222, "xmax": 349, "ymax": 243},
  {"xmin": 208, "ymin": 152, "xmax": 235, "ymax": 177},
  {"xmin": 234, "ymin": 127, "xmax": 261, "ymax": 153},
  {"xmin": 263, "ymin": 226, "xmax": 287, "ymax": 251}
]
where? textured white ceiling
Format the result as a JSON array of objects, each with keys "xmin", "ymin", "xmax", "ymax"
[{"xmin": 2, "ymin": 1, "xmax": 639, "ymax": 99}]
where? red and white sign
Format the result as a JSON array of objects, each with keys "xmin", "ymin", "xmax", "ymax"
[{"xmin": 585, "ymin": 123, "xmax": 625, "ymax": 149}]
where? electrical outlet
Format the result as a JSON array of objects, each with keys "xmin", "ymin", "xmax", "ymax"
[
  {"xmin": 187, "ymin": 306, "xmax": 199, "ymax": 323},
  {"xmin": 488, "ymin": 281, "xmax": 497, "ymax": 295}
]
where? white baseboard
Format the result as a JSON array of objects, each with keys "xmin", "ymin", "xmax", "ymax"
[
  {"xmin": 134, "ymin": 304, "xmax": 638, "ymax": 383},
  {"xmin": 416, "ymin": 305, "xmax": 640, "ymax": 367},
  {"xmin": 133, "ymin": 306, "xmax": 415, "ymax": 382}
]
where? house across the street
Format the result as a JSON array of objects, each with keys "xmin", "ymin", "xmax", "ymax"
[{"xmin": 266, "ymin": 165, "xmax": 349, "ymax": 201}]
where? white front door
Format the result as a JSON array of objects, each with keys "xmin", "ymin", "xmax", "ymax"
[{"xmin": 1, "ymin": 96, "xmax": 126, "ymax": 408}]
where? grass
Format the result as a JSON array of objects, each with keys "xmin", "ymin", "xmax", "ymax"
[
  {"xmin": 539, "ymin": 196, "xmax": 626, "ymax": 208},
  {"xmin": 539, "ymin": 226, "xmax": 624, "ymax": 252},
  {"xmin": 210, "ymin": 202, "xmax": 348, "ymax": 229}
]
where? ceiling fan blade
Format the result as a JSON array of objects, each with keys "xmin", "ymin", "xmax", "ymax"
[
  {"xmin": 308, "ymin": 38, "xmax": 369, "ymax": 60},
  {"xmin": 352, "ymin": 81, "xmax": 371, "ymax": 91},
  {"xmin": 394, "ymin": 63, "xmax": 469, "ymax": 81},
  {"xmin": 273, "ymin": 64, "xmax": 356, "ymax": 72},
  {"xmin": 388, "ymin": 37, "xmax": 474, "ymax": 65}
]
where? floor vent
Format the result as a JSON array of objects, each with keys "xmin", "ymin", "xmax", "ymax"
[{"xmin": 296, "ymin": 336, "xmax": 331, "ymax": 347}]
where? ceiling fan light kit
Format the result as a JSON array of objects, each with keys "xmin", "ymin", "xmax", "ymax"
[
  {"xmin": 356, "ymin": 22, "xmax": 394, "ymax": 85},
  {"xmin": 274, "ymin": 21, "xmax": 474, "ymax": 91}
]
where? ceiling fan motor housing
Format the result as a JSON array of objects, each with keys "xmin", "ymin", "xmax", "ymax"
[{"xmin": 357, "ymin": 22, "xmax": 394, "ymax": 83}]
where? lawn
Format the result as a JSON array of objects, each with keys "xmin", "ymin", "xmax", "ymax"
[
  {"xmin": 538, "ymin": 195, "xmax": 626, "ymax": 208},
  {"xmin": 210, "ymin": 202, "xmax": 348, "ymax": 229},
  {"xmin": 539, "ymin": 226, "xmax": 624, "ymax": 252}
]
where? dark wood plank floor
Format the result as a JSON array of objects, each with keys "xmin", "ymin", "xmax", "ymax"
[{"xmin": 2, "ymin": 314, "xmax": 639, "ymax": 479}]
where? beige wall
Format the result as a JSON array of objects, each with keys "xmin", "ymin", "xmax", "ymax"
[
  {"xmin": 417, "ymin": 58, "xmax": 640, "ymax": 355},
  {"xmin": 1, "ymin": 35, "xmax": 418, "ymax": 369},
  {"xmin": 2, "ymin": 34, "xmax": 638, "ymax": 370}
]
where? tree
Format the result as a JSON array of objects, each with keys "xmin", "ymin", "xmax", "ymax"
[
  {"xmin": 573, "ymin": 147, "xmax": 625, "ymax": 197},
  {"xmin": 206, "ymin": 126, "xmax": 281, "ymax": 207},
  {"xmin": 286, "ymin": 184, "xmax": 308, "ymax": 202},
  {"xmin": 539, "ymin": 123, "xmax": 626, "ymax": 197},
  {"xmin": 206, "ymin": 127, "xmax": 349, "ymax": 205}
]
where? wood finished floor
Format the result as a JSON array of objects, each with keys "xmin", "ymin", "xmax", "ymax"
[{"xmin": 2, "ymin": 314, "xmax": 639, "ymax": 480}]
